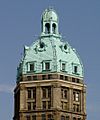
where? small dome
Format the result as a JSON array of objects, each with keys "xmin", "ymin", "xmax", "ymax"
[{"xmin": 42, "ymin": 8, "xmax": 58, "ymax": 22}]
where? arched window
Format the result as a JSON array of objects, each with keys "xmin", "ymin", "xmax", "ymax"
[
  {"xmin": 52, "ymin": 23, "xmax": 56, "ymax": 34},
  {"xmin": 45, "ymin": 23, "xmax": 50, "ymax": 34}
]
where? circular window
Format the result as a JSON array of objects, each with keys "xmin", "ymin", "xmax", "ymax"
[
  {"xmin": 40, "ymin": 42, "xmax": 45, "ymax": 48},
  {"xmin": 64, "ymin": 44, "xmax": 67, "ymax": 50}
]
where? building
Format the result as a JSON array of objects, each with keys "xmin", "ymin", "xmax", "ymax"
[{"xmin": 13, "ymin": 8, "xmax": 86, "ymax": 120}]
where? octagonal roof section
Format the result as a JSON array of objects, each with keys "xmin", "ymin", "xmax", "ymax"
[{"xmin": 42, "ymin": 8, "xmax": 58, "ymax": 22}]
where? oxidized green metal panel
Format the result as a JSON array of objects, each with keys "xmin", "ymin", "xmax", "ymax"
[{"xmin": 17, "ymin": 8, "xmax": 84, "ymax": 81}]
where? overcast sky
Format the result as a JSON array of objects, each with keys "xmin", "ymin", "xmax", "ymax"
[{"xmin": 0, "ymin": 0, "xmax": 100, "ymax": 120}]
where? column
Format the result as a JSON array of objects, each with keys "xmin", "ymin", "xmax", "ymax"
[
  {"xmin": 20, "ymin": 84, "xmax": 26, "ymax": 110},
  {"xmin": 69, "ymin": 87, "xmax": 73, "ymax": 111},
  {"xmin": 36, "ymin": 84, "xmax": 42, "ymax": 120}
]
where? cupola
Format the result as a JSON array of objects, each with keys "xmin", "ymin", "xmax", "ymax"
[{"xmin": 41, "ymin": 8, "xmax": 59, "ymax": 36}]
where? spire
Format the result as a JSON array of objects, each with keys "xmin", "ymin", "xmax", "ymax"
[{"xmin": 41, "ymin": 8, "xmax": 59, "ymax": 36}]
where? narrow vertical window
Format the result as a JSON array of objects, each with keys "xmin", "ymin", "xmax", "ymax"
[
  {"xmin": 45, "ymin": 62, "xmax": 50, "ymax": 70},
  {"xmin": 28, "ymin": 102, "xmax": 31, "ymax": 110},
  {"xmin": 32, "ymin": 115, "xmax": 36, "ymax": 120},
  {"xmin": 42, "ymin": 88, "xmax": 46, "ymax": 98},
  {"xmin": 33, "ymin": 87, "xmax": 36, "ymax": 99},
  {"xmin": 73, "ymin": 91, "xmax": 80, "ymax": 102},
  {"xmin": 61, "ymin": 115, "xmax": 65, "ymax": 120},
  {"xmin": 74, "ymin": 66, "xmax": 78, "ymax": 74},
  {"xmin": 61, "ymin": 89, "xmax": 63, "ymax": 98},
  {"xmin": 60, "ymin": 75, "xmax": 63, "ymax": 80},
  {"xmin": 26, "ymin": 115, "xmax": 31, "ymax": 120},
  {"xmin": 48, "ymin": 87, "xmax": 51, "ymax": 98},
  {"xmin": 65, "ymin": 76, "xmax": 68, "ymax": 81},
  {"xmin": 76, "ymin": 104, "xmax": 80, "ymax": 112},
  {"xmin": 64, "ymin": 102, "xmax": 68, "ymax": 110},
  {"xmin": 42, "ymin": 114, "xmax": 46, "ymax": 120},
  {"xmin": 48, "ymin": 74, "xmax": 52, "ymax": 79},
  {"xmin": 33, "ymin": 75, "xmax": 37, "ymax": 80},
  {"xmin": 42, "ymin": 75, "xmax": 46, "ymax": 80},
  {"xmin": 62, "ymin": 63, "xmax": 66, "ymax": 71},
  {"xmin": 48, "ymin": 101, "xmax": 51, "ymax": 109},
  {"xmin": 42, "ymin": 101, "xmax": 46, "ymax": 109},
  {"xmin": 73, "ymin": 117, "xmax": 76, "ymax": 120},
  {"xmin": 30, "ymin": 63, "xmax": 34, "ymax": 71},
  {"xmin": 78, "ymin": 118, "xmax": 81, "ymax": 120},
  {"xmin": 61, "ymin": 102, "xmax": 63, "ymax": 109},
  {"xmin": 76, "ymin": 93, "xmax": 79, "ymax": 101},
  {"xmin": 48, "ymin": 114, "xmax": 53, "ymax": 120},
  {"xmin": 32, "ymin": 102, "xmax": 36, "ymax": 110},
  {"xmin": 28, "ymin": 89, "xmax": 31, "ymax": 99},
  {"xmin": 66, "ymin": 116, "xmax": 69, "ymax": 120},
  {"xmin": 73, "ymin": 104, "xmax": 76, "ymax": 112},
  {"xmin": 73, "ymin": 92, "xmax": 76, "ymax": 101},
  {"xmin": 64, "ymin": 90, "xmax": 67, "ymax": 99}
]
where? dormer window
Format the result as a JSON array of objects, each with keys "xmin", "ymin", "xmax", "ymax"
[
  {"xmin": 72, "ymin": 63, "xmax": 79, "ymax": 75},
  {"xmin": 30, "ymin": 63, "xmax": 34, "ymax": 71},
  {"xmin": 62, "ymin": 63, "xmax": 66, "ymax": 71},
  {"xmin": 27, "ymin": 62, "xmax": 36, "ymax": 72},
  {"xmin": 60, "ymin": 60, "xmax": 67, "ymax": 72},
  {"xmin": 74, "ymin": 66, "xmax": 78, "ymax": 74},
  {"xmin": 42, "ymin": 60, "xmax": 51, "ymax": 71},
  {"xmin": 45, "ymin": 62, "xmax": 50, "ymax": 70}
]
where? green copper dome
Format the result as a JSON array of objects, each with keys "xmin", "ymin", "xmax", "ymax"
[
  {"xmin": 17, "ymin": 8, "xmax": 83, "ymax": 81},
  {"xmin": 42, "ymin": 8, "xmax": 58, "ymax": 22}
]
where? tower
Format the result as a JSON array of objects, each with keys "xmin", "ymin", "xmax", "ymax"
[{"xmin": 13, "ymin": 8, "xmax": 86, "ymax": 120}]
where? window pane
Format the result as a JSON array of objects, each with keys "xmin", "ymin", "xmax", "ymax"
[
  {"xmin": 48, "ymin": 87, "xmax": 51, "ymax": 98},
  {"xmin": 65, "ymin": 76, "xmax": 68, "ymax": 81},
  {"xmin": 33, "ymin": 76, "xmax": 37, "ymax": 80},
  {"xmin": 72, "ymin": 78, "xmax": 75, "ymax": 82},
  {"xmin": 73, "ymin": 117, "xmax": 76, "ymax": 120},
  {"xmin": 30, "ymin": 63, "xmax": 34, "ymax": 71},
  {"xmin": 61, "ymin": 102, "xmax": 63, "ymax": 109},
  {"xmin": 42, "ymin": 75, "xmax": 46, "ymax": 80},
  {"xmin": 42, "ymin": 101, "xmax": 46, "ymax": 109},
  {"xmin": 73, "ymin": 104, "xmax": 75, "ymax": 112},
  {"xmin": 60, "ymin": 75, "xmax": 63, "ymax": 80},
  {"xmin": 42, "ymin": 114, "xmax": 46, "ymax": 120},
  {"xmin": 48, "ymin": 114, "xmax": 53, "ymax": 120},
  {"xmin": 28, "ymin": 89, "xmax": 31, "ymax": 99},
  {"xmin": 78, "ymin": 118, "xmax": 81, "ymax": 120},
  {"xmin": 28, "ymin": 102, "xmax": 31, "ymax": 110},
  {"xmin": 61, "ymin": 89, "xmax": 63, "ymax": 98},
  {"xmin": 66, "ymin": 116, "xmax": 69, "ymax": 120},
  {"xmin": 73, "ymin": 92, "xmax": 76, "ymax": 101},
  {"xmin": 76, "ymin": 93, "xmax": 79, "ymax": 101},
  {"xmin": 62, "ymin": 63, "xmax": 66, "ymax": 71},
  {"xmin": 74, "ymin": 66, "xmax": 77, "ymax": 73},
  {"xmin": 61, "ymin": 115, "xmax": 65, "ymax": 120},
  {"xmin": 64, "ymin": 90, "xmax": 67, "ymax": 99},
  {"xmin": 27, "ymin": 76, "xmax": 31, "ymax": 81},
  {"xmin": 26, "ymin": 115, "xmax": 31, "ymax": 120},
  {"xmin": 48, "ymin": 74, "xmax": 52, "ymax": 79},
  {"xmin": 76, "ymin": 104, "xmax": 80, "ymax": 112},
  {"xmin": 33, "ymin": 102, "xmax": 36, "ymax": 110},
  {"xmin": 43, "ymin": 88, "xmax": 46, "ymax": 98},
  {"xmin": 32, "ymin": 115, "xmax": 36, "ymax": 120},
  {"xmin": 45, "ymin": 62, "xmax": 50, "ymax": 70},
  {"xmin": 64, "ymin": 102, "xmax": 68, "ymax": 110},
  {"xmin": 33, "ymin": 87, "xmax": 36, "ymax": 99},
  {"xmin": 48, "ymin": 101, "xmax": 51, "ymax": 109}
]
